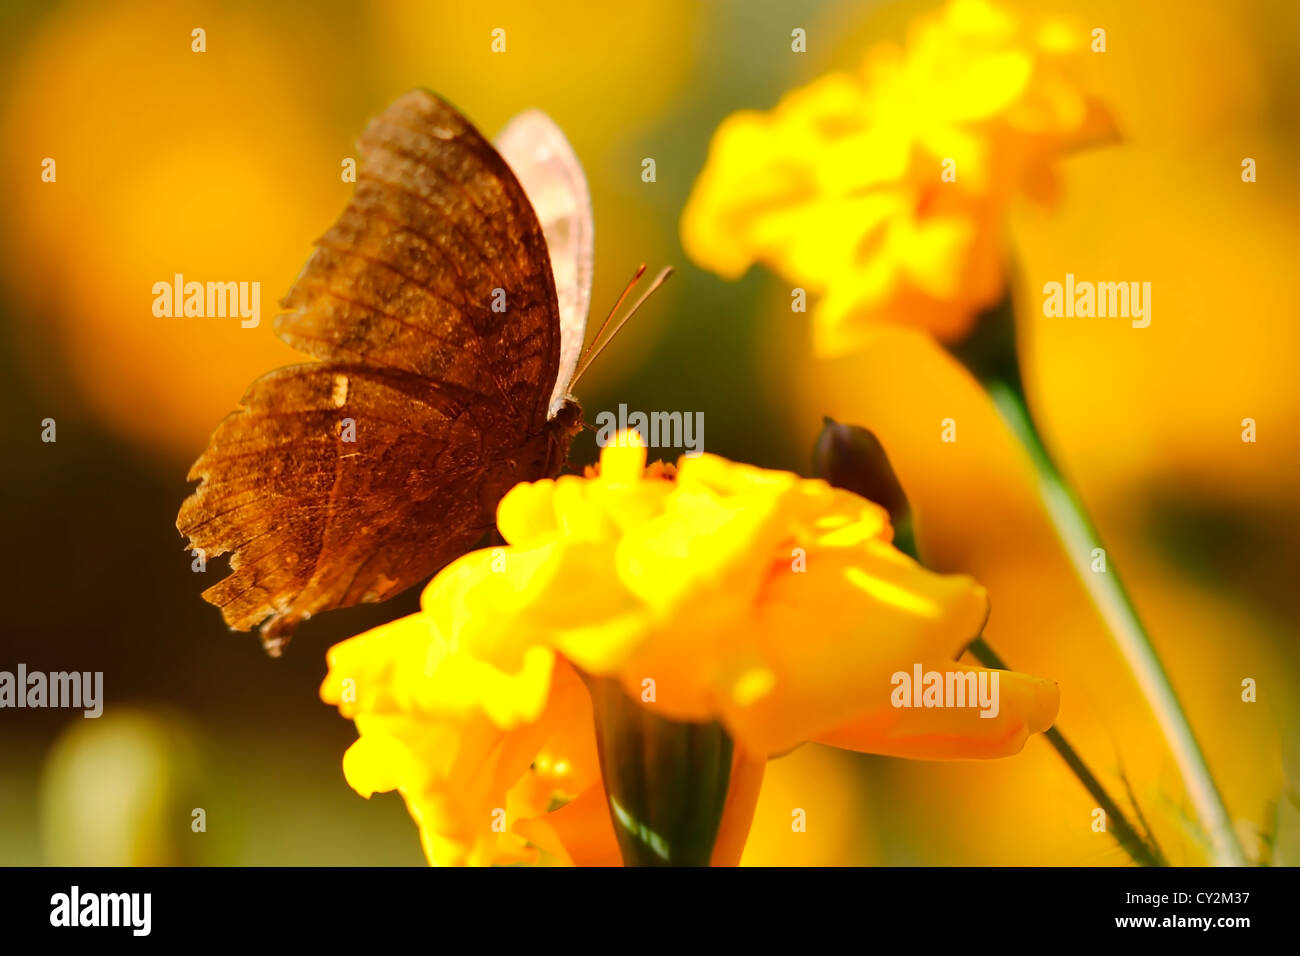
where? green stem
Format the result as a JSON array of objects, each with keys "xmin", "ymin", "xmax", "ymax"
[
  {"xmin": 945, "ymin": 292, "xmax": 1245, "ymax": 866},
  {"xmin": 986, "ymin": 378, "xmax": 1245, "ymax": 867},
  {"xmin": 894, "ymin": 521, "xmax": 1165, "ymax": 866},
  {"xmin": 967, "ymin": 636, "xmax": 1167, "ymax": 866}
]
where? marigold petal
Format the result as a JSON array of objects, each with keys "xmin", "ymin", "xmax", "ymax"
[
  {"xmin": 514, "ymin": 781, "xmax": 623, "ymax": 867},
  {"xmin": 710, "ymin": 747, "xmax": 766, "ymax": 866},
  {"xmin": 497, "ymin": 478, "xmax": 561, "ymax": 546},
  {"xmin": 815, "ymin": 665, "xmax": 1060, "ymax": 759}
]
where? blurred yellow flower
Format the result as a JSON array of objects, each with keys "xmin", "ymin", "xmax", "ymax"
[
  {"xmin": 321, "ymin": 434, "xmax": 1058, "ymax": 865},
  {"xmin": 681, "ymin": 0, "xmax": 1115, "ymax": 354}
]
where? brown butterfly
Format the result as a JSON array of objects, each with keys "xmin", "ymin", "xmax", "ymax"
[{"xmin": 178, "ymin": 89, "xmax": 665, "ymax": 655}]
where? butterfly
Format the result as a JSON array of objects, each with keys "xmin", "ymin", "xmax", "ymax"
[{"xmin": 178, "ymin": 89, "xmax": 664, "ymax": 656}]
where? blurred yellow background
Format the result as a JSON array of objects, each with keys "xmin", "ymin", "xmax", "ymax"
[{"xmin": 1, "ymin": 0, "xmax": 1295, "ymax": 865}]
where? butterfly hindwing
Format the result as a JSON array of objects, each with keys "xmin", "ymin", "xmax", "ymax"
[
  {"xmin": 494, "ymin": 109, "xmax": 595, "ymax": 418},
  {"xmin": 178, "ymin": 90, "xmax": 568, "ymax": 653}
]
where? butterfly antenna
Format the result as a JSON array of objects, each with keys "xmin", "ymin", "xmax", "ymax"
[
  {"xmin": 570, "ymin": 266, "xmax": 672, "ymax": 389},
  {"xmin": 578, "ymin": 263, "xmax": 646, "ymax": 368}
]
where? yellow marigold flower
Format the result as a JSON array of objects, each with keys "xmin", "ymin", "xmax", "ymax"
[
  {"xmin": 321, "ymin": 435, "xmax": 1059, "ymax": 865},
  {"xmin": 681, "ymin": 0, "xmax": 1115, "ymax": 353}
]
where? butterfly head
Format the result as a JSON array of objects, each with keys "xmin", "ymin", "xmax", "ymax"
[
  {"xmin": 552, "ymin": 398, "xmax": 584, "ymax": 435},
  {"xmin": 543, "ymin": 398, "xmax": 584, "ymax": 478}
]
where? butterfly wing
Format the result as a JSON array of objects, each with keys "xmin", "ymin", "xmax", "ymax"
[
  {"xmin": 495, "ymin": 109, "xmax": 594, "ymax": 419},
  {"xmin": 178, "ymin": 90, "xmax": 565, "ymax": 654},
  {"xmin": 275, "ymin": 90, "xmax": 562, "ymax": 425}
]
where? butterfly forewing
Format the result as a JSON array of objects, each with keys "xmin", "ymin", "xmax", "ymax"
[
  {"xmin": 178, "ymin": 90, "xmax": 569, "ymax": 654},
  {"xmin": 276, "ymin": 90, "xmax": 561, "ymax": 426}
]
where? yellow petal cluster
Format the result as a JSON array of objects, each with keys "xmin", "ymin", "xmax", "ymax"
[
  {"xmin": 681, "ymin": 0, "xmax": 1116, "ymax": 353},
  {"xmin": 320, "ymin": 620, "xmax": 609, "ymax": 866},
  {"xmin": 321, "ymin": 436, "xmax": 1059, "ymax": 864}
]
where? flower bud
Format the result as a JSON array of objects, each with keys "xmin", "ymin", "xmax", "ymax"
[{"xmin": 812, "ymin": 418, "xmax": 910, "ymax": 524}]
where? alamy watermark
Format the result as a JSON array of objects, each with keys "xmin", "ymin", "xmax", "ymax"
[
  {"xmin": 595, "ymin": 404, "xmax": 704, "ymax": 457},
  {"xmin": 891, "ymin": 664, "xmax": 999, "ymax": 718},
  {"xmin": 1042, "ymin": 273, "xmax": 1151, "ymax": 328},
  {"xmin": 152, "ymin": 274, "xmax": 260, "ymax": 328},
  {"xmin": 50, "ymin": 886, "xmax": 150, "ymax": 936},
  {"xmin": 0, "ymin": 664, "xmax": 102, "ymax": 717}
]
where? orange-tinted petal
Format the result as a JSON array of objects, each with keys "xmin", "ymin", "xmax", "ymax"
[{"xmin": 815, "ymin": 664, "xmax": 1059, "ymax": 759}]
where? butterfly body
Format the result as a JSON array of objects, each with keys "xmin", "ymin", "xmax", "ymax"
[{"xmin": 178, "ymin": 90, "xmax": 594, "ymax": 654}]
